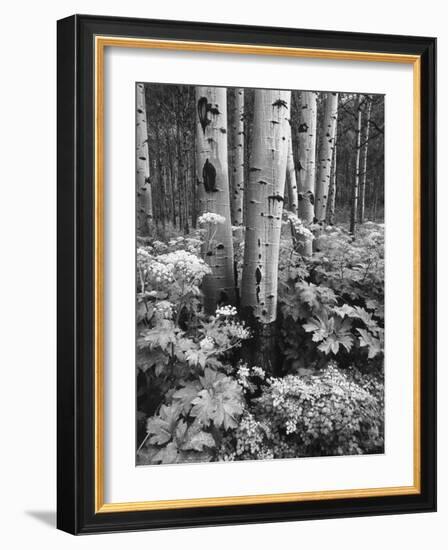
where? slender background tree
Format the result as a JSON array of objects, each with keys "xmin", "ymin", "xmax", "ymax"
[
  {"xmin": 229, "ymin": 88, "xmax": 245, "ymax": 233},
  {"xmin": 315, "ymin": 92, "xmax": 339, "ymax": 223},
  {"xmin": 136, "ymin": 83, "xmax": 153, "ymax": 235}
]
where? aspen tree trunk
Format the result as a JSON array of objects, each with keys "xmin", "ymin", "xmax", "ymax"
[
  {"xmin": 195, "ymin": 86, "xmax": 236, "ymax": 313},
  {"xmin": 359, "ymin": 98, "xmax": 372, "ymax": 224},
  {"xmin": 315, "ymin": 92, "xmax": 339, "ymax": 223},
  {"xmin": 372, "ymin": 175, "xmax": 379, "ymax": 221},
  {"xmin": 350, "ymin": 97, "xmax": 362, "ymax": 234},
  {"xmin": 136, "ymin": 83, "xmax": 153, "ymax": 236},
  {"xmin": 176, "ymin": 111, "xmax": 185, "ymax": 232},
  {"xmin": 151, "ymin": 159, "xmax": 159, "ymax": 228},
  {"xmin": 295, "ymin": 91, "xmax": 318, "ymax": 256},
  {"xmin": 229, "ymin": 88, "xmax": 245, "ymax": 232},
  {"xmin": 285, "ymin": 124, "xmax": 298, "ymax": 214},
  {"xmin": 166, "ymin": 134, "xmax": 176, "ymax": 228},
  {"xmin": 327, "ymin": 142, "xmax": 337, "ymax": 225},
  {"xmin": 297, "ymin": 91, "xmax": 318, "ymax": 223},
  {"xmin": 154, "ymin": 125, "xmax": 166, "ymax": 234},
  {"xmin": 182, "ymin": 129, "xmax": 190, "ymax": 234},
  {"xmin": 191, "ymin": 128, "xmax": 198, "ymax": 229},
  {"xmin": 241, "ymin": 89, "xmax": 290, "ymax": 373}
]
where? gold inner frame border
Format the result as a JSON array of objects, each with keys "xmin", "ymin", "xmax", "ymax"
[{"xmin": 94, "ymin": 35, "xmax": 421, "ymax": 513}]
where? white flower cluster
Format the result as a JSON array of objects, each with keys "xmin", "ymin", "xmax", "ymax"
[
  {"xmin": 236, "ymin": 365, "xmax": 255, "ymax": 393},
  {"xmin": 198, "ymin": 212, "xmax": 226, "ymax": 225},
  {"xmin": 137, "ymin": 247, "xmax": 151, "ymax": 267},
  {"xmin": 154, "ymin": 300, "xmax": 174, "ymax": 319},
  {"xmin": 139, "ymin": 246, "xmax": 211, "ymax": 288},
  {"xmin": 157, "ymin": 249, "xmax": 211, "ymax": 283},
  {"xmin": 215, "ymin": 305, "xmax": 238, "ymax": 318},
  {"xmin": 199, "ymin": 336, "xmax": 215, "ymax": 351},
  {"xmin": 309, "ymin": 222, "xmax": 322, "ymax": 232},
  {"xmin": 168, "ymin": 237, "xmax": 183, "ymax": 247},
  {"xmin": 167, "ymin": 236, "xmax": 202, "ymax": 254},
  {"xmin": 365, "ymin": 231, "xmax": 382, "ymax": 245},
  {"xmin": 226, "ymin": 321, "xmax": 251, "ymax": 341},
  {"xmin": 152, "ymin": 240, "xmax": 168, "ymax": 253},
  {"xmin": 287, "ymin": 214, "xmax": 314, "ymax": 239},
  {"xmin": 251, "ymin": 366, "xmax": 266, "ymax": 379},
  {"xmin": 237, "ymin": 364, "xmax": 266, "ymax": 390},
  {"xmin": 237, "ymin": 364, "xmax": 250, "ymax": 378},
  {"xmin": 146, "ymin": 259, "xmax": 174, "ymax": 284},
  {"xmin": 185, "ymin": 238, "xmax": 202, "ymax": 254}
]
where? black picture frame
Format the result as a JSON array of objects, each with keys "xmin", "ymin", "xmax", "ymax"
[{"xmin": 57, "ymin": 14, "xmax": 436, "ymax": 535}]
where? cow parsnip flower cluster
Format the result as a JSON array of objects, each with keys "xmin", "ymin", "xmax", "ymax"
[
  {"xmin": 257, "ymin": 364, "xmax": 383, "ymax": 456},
  {"xmin": 137, "ymin": 246, "xmax": 211, "ymax": 292},
  {"xmin": 224, "ymin": 321, "xmax": 251, "ymax": 341},
  {"xmin": 199, "ymin": 336, "xmax": 215, "ymax": 351},
  {"xmin": 137, "ymin": 247, "xmax": 173, "ymax": 286},
  {"xmin": 215, "ymin": 305, "xmax": 238, "ymax": 318},
  {"xmin": 218, "ymin": 364, "xmax": 383, "ymax": 461},
  {"xmin": 158, "ymin": 249, "xmax": 212, "ymax": 284},
  {"xmin": 146, "ymin": 259, "xmax": 176, "ymax": 285},
  {"xmin": 198, "ymin": 212, "xmax": 226, "ymax": 225},
  {"xmin": 167, "ymin": 235, "xmax": 202, "ymax": 254},
  {"xmin": 197, "ymin": 316, "xmax": 252, "ymax": 359},
  {"xmin": 236, "ymin": 364, "xmax": 266, "ymax": 392},
  {"xmin": 218, "ymin": 411, "xmax": 274, "ymax": 461},
  {"xmin": 153, "ymin": 300, "xmax": 174, "ymax": 320},
  {"xmin": 137, "ymin": 247, "xmax": 152, "ymax": 268},
  {"xmin": 287, "ymin": 213, "xmax": 314, "ymax": 239}
]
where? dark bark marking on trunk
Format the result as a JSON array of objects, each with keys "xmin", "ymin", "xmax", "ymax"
[
  {"xmin": 202, "ymin": 159, "xmax": 217, "ymax": 192},
  {"xmin": 197, "ymin": 97, "xmax": 210, "ymax": 134},
  {"xmin": 272, "ymin": 99, "xmax": 288, "ymax": 109},
  {"xmin": 268, "ymin": 194, "xmax": 284, "ymax": 203}
]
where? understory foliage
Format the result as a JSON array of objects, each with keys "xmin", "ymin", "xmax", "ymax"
[
  {"xmin": 137, "ymin": 220, "xmax": 385, "ymax": 464},
  {"xmin": 278, "ymin": 217, "xmax": 384, "ymax": 374}
]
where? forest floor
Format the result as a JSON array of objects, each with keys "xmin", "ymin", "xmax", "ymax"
[{"xmin": 136, "ymin": 216, "xmax": 385, "ymax": 465}]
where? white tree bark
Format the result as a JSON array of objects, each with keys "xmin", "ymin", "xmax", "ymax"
[
  {"xmin": 350, "ymin": 97, "xmax": 362, "ymax": 234},
  {"xmin": 327, "ymin": 142, "xmax": 337, "ymax": 225},
  {"xmin": 241, "ymin": 89, "xmax": 290, "ymax": 324},
  {"xmin": 229, "ymin": 88, "xmax": 245, "ymax": 231},
  {"xmin": 285, "ymin": 123, "xmax": 298, "ymax": 214},
  {"xmin": 195, "ymin": 86, "xmax": 236, "ymax": 313},
  {"xmin": 136, "ymin": 83, "xmax": 153, "ymax": 235},
  {"xmin": 315, "ymin": 92, "xmax": 339, "ymax": 223},
  {"xmin": 359, "ymin": 98, "xmax": 372, "ymax": 224},
  {"xmin": 297, "ymin": 91, "xmax": 318, "ymax": 223}
]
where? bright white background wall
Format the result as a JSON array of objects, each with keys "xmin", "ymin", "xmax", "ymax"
[{"xmin": 0, "ymin": 0, "xmax": 444, "ymax": 548}]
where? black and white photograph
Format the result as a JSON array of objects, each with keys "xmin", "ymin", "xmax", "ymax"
[
  {"xmin": 136, "ymin": 83, "xmax": 385, "ymax": 465},
  {"xmin": 0, "ymin": 0, "xmax": 441, "ymax": 543}
]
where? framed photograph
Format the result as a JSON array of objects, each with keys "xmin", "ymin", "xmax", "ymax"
[{"xmin": 57, "ymin": 14, "xmax": 436, "ymax": 534}]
